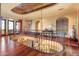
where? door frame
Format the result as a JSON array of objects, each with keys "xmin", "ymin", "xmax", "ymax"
[
  {"xmin": 56, "ymin": 17, "xmax": 68, "ymax": 35},
  {"xmin": 1, "ymin": 19, "xmax": 6, "ymax": 36},
  {"xmin": 8, "ymin": 20, "xmax": 14, "ymax": 35}
]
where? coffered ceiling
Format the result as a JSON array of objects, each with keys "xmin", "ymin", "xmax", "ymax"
[{"xmin": 11, "ymin": 3, "xmax": 56, "ymax": 14}]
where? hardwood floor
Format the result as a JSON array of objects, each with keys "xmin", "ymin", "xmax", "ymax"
[
  {"xmin": 0, "ymin": 35, "xmax": 79, "ymax": 56},
  {"xmin": 0, "ymin": 36, "xmax": 55, "ymax": 56}
]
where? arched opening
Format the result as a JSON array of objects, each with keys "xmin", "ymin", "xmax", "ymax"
[
  {"xmin": 56, "ymin": 17, "xmax": 68, "ymax": 35},
  {"xmin": 35, "ymin": 21, "xmax": 41, "ymax": 32}
]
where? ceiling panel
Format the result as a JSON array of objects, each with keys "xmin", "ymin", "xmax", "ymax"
[{"xmin": 11, "ymin": 3, "xmax": 56, "ymax": 14}]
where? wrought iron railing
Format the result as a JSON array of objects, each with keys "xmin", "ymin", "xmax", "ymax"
[{"xmin": 11, "ymin": 30, "xmax": 66, "ymax": 54}]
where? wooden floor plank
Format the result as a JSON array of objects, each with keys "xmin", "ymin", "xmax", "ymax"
[
  {"xmin": 26, "ymin": 50, "xmax": 39, "ymax": 56},
  {"xmin": 18, "ymin": 47, "xmax": 33, "ymax": 56}
]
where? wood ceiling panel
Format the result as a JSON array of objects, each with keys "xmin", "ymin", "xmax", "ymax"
[{"xmin": 11, "ymin": 3, "xmax": 56, "ymax": 14}]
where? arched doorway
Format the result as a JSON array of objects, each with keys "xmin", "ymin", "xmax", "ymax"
[
  {"xmin": 35, "ymin": 21, "xmax": 41, "ymax": 32},
  {"xmin": 56, "ymin": 17, "xmax": 68, "ymax": 35}
]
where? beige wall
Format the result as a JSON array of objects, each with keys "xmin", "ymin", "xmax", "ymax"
[
  {"xmin": 27, "ymin": 11, "xmax": 77, "ymax": 31},
  {"xmin": 42, "ymin": 11, "xmax": 77, "ymax": 37},
  {"xmin": 22, "ymin": 10, "xmax": 77, "ymax": 38},
  {"xmin": 42, "ymin": 11, "xmax": 77, "ymax": 30}
]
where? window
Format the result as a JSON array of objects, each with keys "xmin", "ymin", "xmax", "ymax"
[
  {"xmin": 16, "ymin": 21, "xmax": 20, "ymax": 33},
  {"xmin": 1, "ymin": 19, "xmax": 6, "ymax": 35},
  {"xmin": 2, "ymin": 20, "xmax": 5, "ymax": 30},
  {"xmin": 8, "ymin": 20, "xmax": 14, "ymax": 34}
]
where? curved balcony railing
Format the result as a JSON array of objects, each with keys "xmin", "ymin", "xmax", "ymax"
[{"xmin": 11, "ymin": 30, "xmax": 66, "ymax": 54}]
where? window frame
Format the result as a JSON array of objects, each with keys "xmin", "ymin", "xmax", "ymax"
[
  {"xmin": 8, "ymin": 20, "xmax": 14, "ymax": 35},
  {"xmin": 15, "ymin": 21, "xmax": 20, "ymax": 33},
  {"xmin": 1, "ymin": 19, "xmax": 6, "ymax": 35}
]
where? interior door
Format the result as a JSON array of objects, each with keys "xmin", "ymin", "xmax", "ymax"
[{"xmin": 56, "ymin": 17, "xmax": 68, "ymax": 35}]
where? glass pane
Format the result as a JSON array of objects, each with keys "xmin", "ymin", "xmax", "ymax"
[
  {"xmin": 9, "ymin": 21, "xmax": 14, "ymax": 34},
  {"xmin": 16, "ymin": 22, "xmax": 20, "ymax": 33},
  {"xmin": 9, "ymin": 21, "xmax": 13, "ymax": 30},
  {"xmin": 2, "ymin": 20, "xmax": 5, "ymax": 30},
  {"xmin": 1, "ymin": 20, "xmax": 5, "ymax": 35}
]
